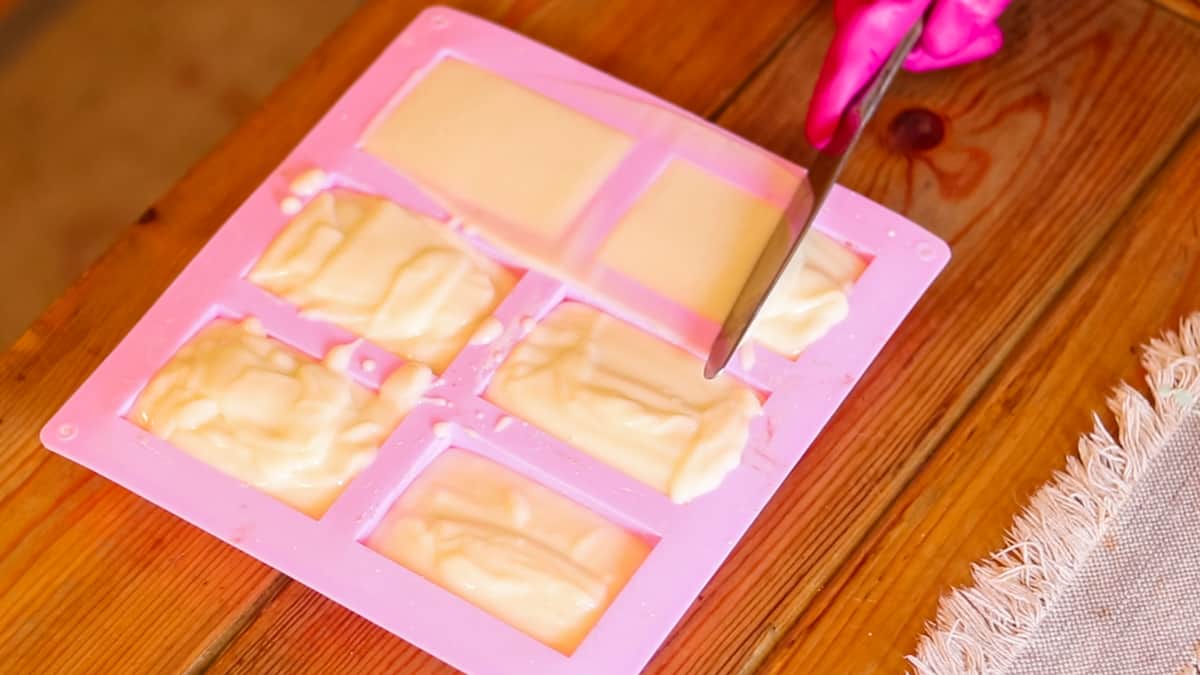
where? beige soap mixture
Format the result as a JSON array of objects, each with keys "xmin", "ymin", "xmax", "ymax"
[
  {"xmin": 122, "ymin": 56, "xmax": 873, "ymax": 655},
  {"xmin": 250, "ymin": 190, "xmax": 514, "ymax": 372},
  {"xmin": 598, "ymin": 160, "xmax": 780, "ymax": 323},
  {"xmin": 362, "ymin": 58, "xmax": 633, "ymax": 241},
  {"xmin": 367, "ymin": 449, "xmax": 651, "ymax": 654},
  {"xmin": 488, "ymin": 302, "xmax": 763, "ymax": 503},
  {"xmin": 129, "ymin": 319, "xmax": 431, "ymax": 516},
  {"xmin": 752, "ymin": 230, "xmax": 867, "ymax": 357},
  {"xmin": 599, "ymin": 158, "xmax": 866, "ymax": 356},
  {"xmin": 362, "ymin": 59, "xmax": 864, "ymax": 359}
]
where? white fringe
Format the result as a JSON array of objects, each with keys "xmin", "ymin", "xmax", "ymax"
[{"xmin": 908, "ymin": 313, "xmax": 1200, "ymax": 675}]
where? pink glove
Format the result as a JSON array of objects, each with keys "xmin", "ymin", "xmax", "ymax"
[{"xmin": 806, "ymin": 0, "xmax": 1011, "ymax": 149}]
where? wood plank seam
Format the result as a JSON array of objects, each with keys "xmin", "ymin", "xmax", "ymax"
[
  {"xmin": 760, "ymin": 120, "xmax": 1200, "ymax": 674},
  {"xmin": 750, "ymin": 111, "xmax": 1200, "ymax": 674},
  {"xmin": 184, "ymin": 574, "xmax": 291, "ymax": 675},
  {"xmin": 669, "ymin": 2, "xmax": 1200, "ymax": 668},
  {"xmin": 1153, "ymin": 0, "xmax": 1200, "ymax": 26},
  {"xmin": 705, "ymin": 2, "xmax": 823, "ymax": 123}
]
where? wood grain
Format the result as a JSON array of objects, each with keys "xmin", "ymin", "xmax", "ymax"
[
  {"xmin": 205, "ymin": 1, "xmax": 1200, "ymax": 673},
  {"xmin": 0, "ymin": 0, "xmax": 814, "ymax": 671},
  {"xmin": 762, "ymin": 122, "xmax": 1200, "ymax": 675},
  {"xmin": 1155, "ymin": 0, "xmax": 1200, "ymax": 23},
  {"xmin": 647, "ymin": 2, "xmax": 1200, "ymax": 673}
]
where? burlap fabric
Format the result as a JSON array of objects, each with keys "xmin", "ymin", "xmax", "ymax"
[{"xmin": 911, "ymin": 315, "xmax": 1200, "ymax": 675}]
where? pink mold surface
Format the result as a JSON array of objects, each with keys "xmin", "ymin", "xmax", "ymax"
[{"xmin": 41, "ymin": 7, "xmax": 949, "ymax": 675}]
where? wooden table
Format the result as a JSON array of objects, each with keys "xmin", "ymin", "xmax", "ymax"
[{"xmin": 3, "ymin": 1, "xmax": 1199, "ymax": 672}]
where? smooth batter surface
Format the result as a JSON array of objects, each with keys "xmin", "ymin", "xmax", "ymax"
[
  {"xmin": 597, "ymin": 159, "xmax": 864, "ymax": 356},
  {"xmin": 249, "ymin": 190, "xmax": 514, "ymax": 372},
  {"xmin": 130, "ymin": 319, "xmax": 430, "ymax": 517},
  {"xmin": 362, "ymin": 58, "xmax": 633, "ymax": 240},
  {"xmin": 366, "ymin": 449, "xmax": 650, "ymax": 654},
  {"xmin": 362, "ymin": 63, "xmax": 861, "ymax": 359},
  {"xmin": 598, "ymin": 160, "xmax": 780, "ymax": 322},
  {"xmin": 487, "ymin": 303, "xmax": 762, "ymax": 503}
]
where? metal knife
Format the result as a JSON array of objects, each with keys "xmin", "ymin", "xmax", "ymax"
[{"xmin": 703, "ymin": 19, "xmax": 925, "ymax": 379}]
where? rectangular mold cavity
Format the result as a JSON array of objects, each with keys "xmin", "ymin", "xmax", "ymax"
[
  {"xmin": 122, "ymin": 312, "xmax": 432, "ymax": 519},
  {"xmin": 360, "ymin": 57, "xmax": 637, "ymax": 245},
  {"xmin": 245, "ymin": 187, "xmax": 519, "ymax": 374},
  {"xmin": 592, "ymin": 159, "xmax": 872, "ymax": 362},
  {"xmin": 362, "ymin": 445, "xmax": 657, "ymax": 656},
  {"xmin": 484, "ymin": 300, "xmax": 768, "ymax": 505},
  {"xmin": 41, "ymin": 7, "xmax": 950, "ymax": 675}
]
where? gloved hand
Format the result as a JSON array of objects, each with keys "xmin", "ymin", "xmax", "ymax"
[{"xmin": 806, "ymin": 0, "xmax": 1011, "ymax": 149}]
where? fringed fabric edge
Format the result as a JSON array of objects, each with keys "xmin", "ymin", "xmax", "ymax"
[{"xmin": 908, "ymin": 313, "xmax": 1200, "ymax": 675}]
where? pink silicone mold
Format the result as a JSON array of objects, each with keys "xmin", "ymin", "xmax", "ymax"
[{"xmin": 41, "ymin": 7, "xmax": 950, "ymax": 675}]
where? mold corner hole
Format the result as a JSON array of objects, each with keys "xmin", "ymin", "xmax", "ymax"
[{"xmin": 57, "ymin": 423, "xmax": 78, "ymax": 440}]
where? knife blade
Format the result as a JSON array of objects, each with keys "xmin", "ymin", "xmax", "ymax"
[{"xmin": 703, "ymin": 19, "xmax": 925, "ymax": 379}]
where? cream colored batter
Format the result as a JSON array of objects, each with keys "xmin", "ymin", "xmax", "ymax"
[
  {"xmin": 249, "ymin": 190, "xmax": 514, "ymax": 373},
  {"xmin": 366, "ymin": 449, "xmax": 650, "ymax": 654},
  {"xmin": 753, "ymin": 230, "xmax": 866, "ymax": 357},
  {"xmin": 487, "ymin": 303, "xmax": 762, "ymax": 503},
  {"xmin": 130, "ymin": 320, "xmax": 430, "ymax": 517},
  {"xmin": 361, "ymin": 63, "xmax": 860, "ymax": 359},
  {"xmin": 468, "ymin": 316, "xmax": 504, "ymax": 346},
  {"xmin": 289, "ymin": 168, "xmax": 328, "ymax": 197},
  {"xmin": 280, "ymin": 196, "xmax": 303, "ymax": 215},
  {"xmin": 598, "ymin": 160, "xmax": 780, "ymax": 322},
  {"xmin": 361, "ymin": 58, "xmax": 633, "ymax": 240},
  {"xmin": 597, "ymin": 159, "xmax": 864, "ymax": 356}
]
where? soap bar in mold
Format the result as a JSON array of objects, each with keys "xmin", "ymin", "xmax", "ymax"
[
  {"xmin": 362, "ymin": 58, "xmax": 634, "ymax": 241},
  {"xmin": 366, "ymin": 448, "xmax": 651, "ymax": 655},
  {"xmin": 128, "ymin": 319, "xmax": 431, "ymax": 517},
  {"xmin": 363, "ymin": 58, "xmax": 865, "ymax": 359},
  {"xmin": 488, "ymin": 302, "xmax": 763, "ymax": 504},
  {"xmin": 250, "ymin": 190, "xmax": 515, "ymax": 373}
]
